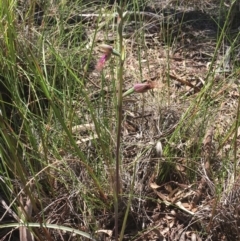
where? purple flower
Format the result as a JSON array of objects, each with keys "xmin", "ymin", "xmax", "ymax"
[
  {"xmin": 95, "ymin": 45, "xmax": 113, "ymax": 71},
  {"xmin": 134, "ymin": 82, "xmax": 154, "ymax": 93},
  {"xmin": 123, "ymin": 81, "xmax": 160, "ymax": 97},
  {"xmin": 96, "ymin": 54, "xmax": 110, "ymax": 71}
]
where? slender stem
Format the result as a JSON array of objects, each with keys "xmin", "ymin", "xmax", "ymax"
[
  {"xmin": 115, "ymin": 3, "xmax": 125, "ymax": 240},
  {"xmin": 233, "ymin": 87, "xmax": 240, "ymax": 180},
  {"xmin": 119, "ymin": 158, "xmax": 137, "ymax": 241}
]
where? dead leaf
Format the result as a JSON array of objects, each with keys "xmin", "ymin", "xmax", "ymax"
[
  {"xmin": 150, "ymin": 182, "xmax": 161, "ymax": 189},
  {"xmin": 95, "ymin": 229, "xmax": 113, "ymax": 237}
]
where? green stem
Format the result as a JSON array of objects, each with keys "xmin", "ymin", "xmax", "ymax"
[{"xmin": 115, "ymin": 3, "xmax": 125, "ymax": 240}]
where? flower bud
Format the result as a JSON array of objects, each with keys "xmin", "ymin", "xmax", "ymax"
[{"xmin": 133, "ymin": 83, "xmax": 151, "ymax": 93}]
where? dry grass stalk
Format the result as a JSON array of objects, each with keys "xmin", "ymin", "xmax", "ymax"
[
  {"xmin": 190, "ymin": 128, "xmax": 214, "ymax": 210},
  {"xmin": 19, "ymin": 195, "xmax": 34, "ymax": 241},
  {"xmin": 202, "ymin": 127, "xmax": 214, "ymax": 177}
]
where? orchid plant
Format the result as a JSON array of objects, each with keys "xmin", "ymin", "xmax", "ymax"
[
  {"xmin": 96, "ymin": 44, "xmax": 158, "ymax": 95},
  {"xmin": 95, "ymin": 3, "xmax": 159, "ymax": 241},
  {"xmin": 96, "ymin": 45, "xmax": 158, "ymax": 96}
]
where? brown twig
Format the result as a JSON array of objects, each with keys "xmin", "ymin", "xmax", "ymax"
[{"xmin": 169, "ymin": 72, "xmax": 201, "ymax": 92}]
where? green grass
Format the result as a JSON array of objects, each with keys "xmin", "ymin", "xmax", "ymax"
[{"xmin": 0, "ymin": 0, "xmax": 240, "ymax": 240}]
